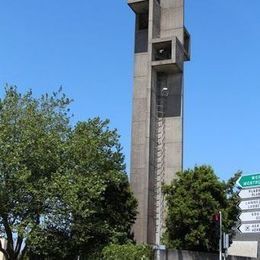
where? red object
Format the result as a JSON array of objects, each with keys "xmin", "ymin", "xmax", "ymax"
[{"xmin": 212, "ymin": 213, "xmax": 220, "ymax": 222}]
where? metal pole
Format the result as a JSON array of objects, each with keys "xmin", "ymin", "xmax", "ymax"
[
  {"xmin": 222, "ymin": 233, "xmax": 226, "ymax": 260},
  {"xmin": 219, "ymin": 211, "xmax": 222, "ymax": 260}
]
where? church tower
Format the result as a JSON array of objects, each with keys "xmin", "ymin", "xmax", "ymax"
[{"xmin": 128, "ymin": 0, "xmax": 190, "ymax": 245}]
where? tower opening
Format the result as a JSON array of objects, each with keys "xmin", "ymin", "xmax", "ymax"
[
  {"xmin": 153, "ymin": 41, "xmax": 172, "ymax": 61},
  {"xmin": 138, "ymin": 12, "xmax": 148, "ymax": 30}
]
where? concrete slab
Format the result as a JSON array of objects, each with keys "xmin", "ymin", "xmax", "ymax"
[
  {"xmin": 134, "ymin": 53, "xmax": 149, "ymax": 77},
  {"xmin": 228, "ymin": 241, "xmax": 258, "ymax": 259}
]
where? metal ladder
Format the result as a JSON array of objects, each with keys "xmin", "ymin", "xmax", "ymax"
[{"xmin": 155, "ymin": 92, "xmax": 167, "ymax": 259}]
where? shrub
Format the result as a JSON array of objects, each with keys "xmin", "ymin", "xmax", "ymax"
[{"xmin": 102, "ymin": 243, "xmax": 152, "ymax": 260}]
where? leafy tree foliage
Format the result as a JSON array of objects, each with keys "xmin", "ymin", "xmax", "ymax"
[
  {"xmin": 162, "ymin": 165, "xmax": 240, "ymax": 252},
  {"xmin": 102, "ymin": 243, "xmax": 152, "ymax": 260},
  {"xmin": 0, "ymin": 86, "xmax": 137, "ymax": 259}
]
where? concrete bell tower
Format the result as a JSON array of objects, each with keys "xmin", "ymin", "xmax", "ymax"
[{"xmin": 128, "ymin": 0, "xmax": 190, "ymax": 245}]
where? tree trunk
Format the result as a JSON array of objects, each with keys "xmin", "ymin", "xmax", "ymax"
[{"xmin": 0, "ymin": 248, "xmax": 9, "ymax": 260}]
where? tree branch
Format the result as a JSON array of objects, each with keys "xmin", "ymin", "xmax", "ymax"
[
  {"xmin": 2, "ymin": 213, "xmax": 15, "ymax": 258},
  {"xmin": 15, "ymin": 234, "xmax": 24, "ymax": 258},
  {"xmin": 20, "ymin": 244, "xmax": 27, "ymax": 260},
  {"xmin": 0, "ymin": 239, "xmax": 9, "ymax": 259}
]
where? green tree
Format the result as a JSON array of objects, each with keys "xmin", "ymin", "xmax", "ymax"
[
  {"xmin": 0, "ymin": 86, "xmax": 137, "ymax": 259},
  {"xmin": 162, "ymin": 165, "xmax": 240, "ymax": 252},
  {"xmin": 28, "ymin": 119, "xmax": 137, "ymax": 259}
]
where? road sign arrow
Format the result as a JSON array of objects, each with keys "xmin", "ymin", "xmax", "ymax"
[
  {"xmin": 239, "ymin": 211, "xmax": 260, "ymax": 222},
  {"xmin": 239, "ymin": 199, "xmax": 260, "ymax": 211},
  {"xmin": 239, "ymin": 188, "xmax": 260, "ymax": 199},
  {"xmin": 237, "ymin": 173, "xmax": 260, "ymax": 188},
  {"xmin": 239, "ymin": 223, "xmax": 260, "ymax": 233}
]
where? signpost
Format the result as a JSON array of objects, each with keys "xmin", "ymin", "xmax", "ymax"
[
  {"xmin": 239, "ymin": 211, "xmax": 260, "ymax": 222},
  {"xmin": 239, "ymin": 199, "xmax": 260, "ymax": 211},
  {"xmin": 234, "ymin": 174, "xmax": 260, "ymax": 258},
  {"xmin": 238, "ymin": 188, "xmax": 260, "ymax": 199},
  {"xmin": 237, "ymin": 173, "xmax": 260, "ymax": 188},
  {"xmin": 239, "ymin": 223, "xmax": 260, "ymax": 234},
  {"xmin": 237, "ymin": 173, "xmax": 260, "ymax": 234}
]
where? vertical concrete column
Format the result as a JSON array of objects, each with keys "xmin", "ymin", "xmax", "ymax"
[{"xmin": 129, "ymin": 0, "xmax": 151, "ymax": 243}]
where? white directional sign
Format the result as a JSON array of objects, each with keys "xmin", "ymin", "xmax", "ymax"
[
  {"xmin": 239, "ymin": 211, "xmax": 260, "ymax": 222},
  {"xmin": 239, "ymin": 188, "xmax": 260, "ymax": 199},
  {"xmin": 239, "ymin": 223, "xmax": 260, "ymax": 233},
  {"xmin": 239, "ymin": 199, "xmax": 260, "ymax": 211},
  {"xmin": 237, "ymin": 174, "xmax": 260, "ymax": 235}
]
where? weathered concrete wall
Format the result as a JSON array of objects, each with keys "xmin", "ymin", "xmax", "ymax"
[
  {"xmin": 229, "ymin": 257, "xmax": 255, "ymax": 260},
  {"xmin": 160, "ymin": 0, "xmax": 184, "ymax": 41},
  {"xmin": 158, "ymin": 250, "xmax": 256, "ymax": 260},
  {"xmin": 130, "ymin": 51, "xmax": 150, "ymax": 243},
  {"xmin": 163, "ymin": 250, "xmax": 218, "ymax": 260}
]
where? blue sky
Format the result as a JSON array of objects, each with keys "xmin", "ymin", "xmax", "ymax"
[{"xmin": 0, "ymin": 0, "xmax": 259, "ymax": 180}]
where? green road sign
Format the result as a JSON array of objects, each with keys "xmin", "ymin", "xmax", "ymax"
[{"xmin": 237, "ymin": 174, "xmax": 260, "ymax": 188}]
